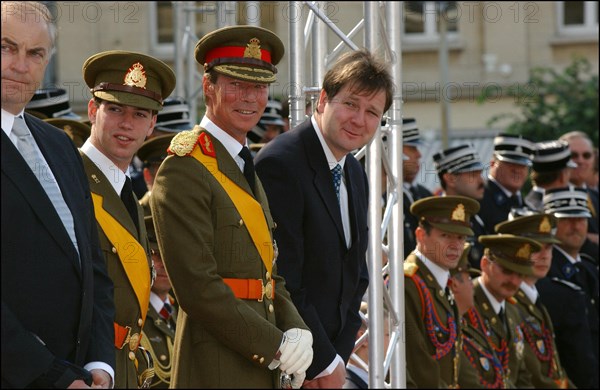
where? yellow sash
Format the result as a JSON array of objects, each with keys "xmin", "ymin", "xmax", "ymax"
[
  {"xmin": 190, "ymin": 146, "xmax": 274, "ymax": 274},
  {"xmin": 92, "ymin": 193, "xmax": 151, "ymax": 322}
]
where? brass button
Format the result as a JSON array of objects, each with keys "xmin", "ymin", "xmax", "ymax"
[
  {"xmin": 128, "ymin": 351, "xmax": 136, "ymax": 361},
  {"xmin": 438, "ymin": 290, "xmax": 444, "ymax": 297},
  {"xmin": 252, "ymin": 354, "xmax": 259, "ymax": 360},
  {"xmin": 138, "ymin": 318, "xmax": 143, "ymax": 326},
  {"xmin": 266, "ymin": 272, "xmax": 271, "ymax": 280},
  {"xmin": 160, "ymin": 354, "xmax": 167, "ymax": 361},
  {"xmin": 264, "ymin": 281, "xmax": 273, "ymax": 300},
  {"xmin": 239, "ymin": 219, "xmax": 244, "ymax": 227},
  {"xmin": 491, "ymin": 318, "xmax": 497, "ymax": 325},
  {"xmin": 259, "ymin": 357, "xmax": 265, "ymax": 364},
  {"xmin": 274, "ymin": 222, "xmax": 278, "ymax": 229},
  {"xmin": 112, "ymin": 246, "xmax": 117, "ymax": 253},
  {"xmin": 269, "ymin": 304, "xmax": 274, "ymax": 313},
  {"xmin": 528, "ymin": 304, "xmax": 534, "ymax": 311},
  {"xmin": 129, "ymin": 333, "xmax": 140, "ymax": 351}
]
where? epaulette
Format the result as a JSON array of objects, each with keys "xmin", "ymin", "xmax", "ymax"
[
  {"xmin": 506, "ymin": 296, "xmax": 517, "ymax": 305},
  {"xmin": 404, "ymin": 261, "xmax": 418, "ymax": 277},
  {"xmin": 550, "ymin": 277, "xmax": 582, "ymax": 291},
  {"xmin": 168, "ymin": 126, "xmax": 202, "ymax": 157}
]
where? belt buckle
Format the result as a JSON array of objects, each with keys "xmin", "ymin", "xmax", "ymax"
[{"xmin": 120, "ymin": 326, "xmax": 132, "ymax": 350}]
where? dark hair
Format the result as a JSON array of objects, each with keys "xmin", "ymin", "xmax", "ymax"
[
  {"xmin": 530, "ymin": 169, "xmax": 561, "ymax": 186},
  {"xmin": 93, "ymin": 97, "xmax": 157, "ymax": 116},
  {"xmin": 322, "ymin": 49, "xmax": 394, "ymax": 113},
  {"xmin": 418, "ymin": 219, "xmax": 433, "ymax": 235}
]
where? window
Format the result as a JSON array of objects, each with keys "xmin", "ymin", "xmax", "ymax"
[
  {"xmin": 557, "ymin": 1, "xmax": 598, "ymax": 36},
  {"xmin": 403, "ymin": 1, "xmax": 459, "ymax": 43}
]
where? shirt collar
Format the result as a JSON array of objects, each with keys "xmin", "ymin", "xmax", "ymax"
[
  {"xmin": 520, "ymin": 281, "xmax": 538, "ymax": 304},
  {"xmin": 488, "ymin": 175, "xmax": 515, "ymax": 198},
  {"xmin": 311, "ymin": 115, "xmax": 346, "ymax": 170},
  {"xmin": 1, "ymin": 109, "xmax": 25, "ymax": 138},
  {"xmin": 554, "ymin": 244, "xmax": 581, "ymax": 264},
  {"xmin": 149, "ymin": 291, "xmax": 170, "ymax": 314},
  {"xmin": 80, "ymin": 139, "xmax": 129, "ymax": 195},
  {"xmin": 200, "ymin": 116, "xmax": 248, "ymax": 159},
  {"xmin": 414, "ymin": 249, "xmax": 450, "ymax": 290}
]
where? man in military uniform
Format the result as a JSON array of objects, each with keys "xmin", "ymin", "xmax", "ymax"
[
  {"xmin": 136, "ymin": 134, "xmax": 176, "ymax": 216},
  {"xmin": 80, "ymin": 50, "xmax": 176, "ymax": 388},
  {"xmin": 495, "ymin": 211, "xmax": 573, "ymax": 388},
  {"xmin": 451, "ymin": 244, "xmax": 509, "ymax": 388},
  {"xmin": 472, "ymin": 234, "xmax": 542, "ymax": 387},
  {"xmin": 140, "ymin": 215, "xmax": 176, "ymax": 388},
  {"xmin": 538, "ymin": 186, "xmax": 599, "ymax": 388},
  {"xmin": 433, "ymin": 143, "xmax": 487, "ymax": 269},
  {"xmin": 404, "ymin": 195, "xmax": 480, "ymax": 388},
  {"xmin": 524, "ymin": 140, "xmax": 576, "ymax": 211},
  {"xmin": 479, "ymin": 133, "xmax": 535, "ymax": 233},
  {"xmin": 150, "ymin": 26, "xmax": 312, "ymax": 389},
  {"xmin": 43, "ymin": 117, "xmax": 91, "ymax": 148},
  {"xmin": 402, "ymin": 118, "xmax": 433, "ymax": 258}
]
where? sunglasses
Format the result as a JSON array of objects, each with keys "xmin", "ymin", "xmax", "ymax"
[{"xmin": 571, "ymin": 151, "xmax": 593, "ymax": 160}]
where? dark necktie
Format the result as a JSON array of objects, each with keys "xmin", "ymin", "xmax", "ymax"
[
  {"xmin": 332, "ymin": 164, "xmax": 342, "ymax": 204},
  {"xmin": 239, "ymin": 146, "xmax": 255, "ymax": 194},
  {"xmin": 159, "ymin": 302, "xmax": 173, "ymax": 320},
  {"xmin": 509, "ymin": 193, "xmax": 521, "ymax": 208},
  {"xmin": 121, "ymin": 176, "xmax": 139, "ymax": 233},
  {"xmin": 498, "ymin": 307, "xmax": 508, "ymax": 333}
]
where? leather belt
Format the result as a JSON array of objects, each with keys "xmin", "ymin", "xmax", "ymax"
[
  {"xmin": 223, "ymin": 278, "xmax": 275, "ymax": 302},
  {"xmin": 114, "ymin": 322, "xmax": 142, "ymax": 350}
]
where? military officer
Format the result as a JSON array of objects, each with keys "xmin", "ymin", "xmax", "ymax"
[
  {"xmin": 140, "ymin": 215, "xmax": 176, "ymax": 388},
  {"xmin": 496, "ymin": 211, "xmax": 573, "ymax": 388},
  {"xmin": 472, "ymin": 235, "xmax": 542, "ymax": 387},
  {"xmin": 451, "ymin": 244, "xmax": 509, "ymax": 388},
  {"xmin": 80, "ymin": 50, "xmax": 176, "ymax": 388},
  {"xmin": 150, "ymin": 25, "xmax": 312, "ymax": 388},
  {"xmin": 43, "ymin": 117, "xmax": 91, "ymax": 148},
  {"xmin": 404, "ymin": 195, "xmax": 480, "ymax": 388},
  {"xmin": 479, "ymin": 133, "xmax": 535, "ymax": 233},
  {"xmin": 136, "ymin": 134, "xmax": 176, "ymax": 216},
  {"xmin": 538, "ymin": 186, "xmax": 599, "ymax": 388},
  {"xmin": 433, "ymin": 143, "xmax": 487, "ymax": 269},
  {"xmin": 402, "ymin": 118, "xmax": 433, "ymax": 258}
]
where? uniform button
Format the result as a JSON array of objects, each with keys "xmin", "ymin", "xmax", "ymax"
[
  {"xmin": 112, "ymin": 247, "xmax": 117, "ymax": 253},
  {"xmin": 253, "ymin": 354, "xmax": 259, "ymax": 360},
  {"xmin": 128, "ymin": 351, "xmax": 136, "ymax": 361},
  {"xmin": 259, "ymin": 357, "xmax": 265, "ymax": 364},
  {"xmin": 239, "ymin": 219, "xmax": 244, "ymax": 227},
  {"xmin": 138, "ymin": 318, "xmax": 143, "ymax": 326},
  {"xmin": 438, "ymin": 290, "xmax": 444, "ymax": 297},
  {"xmin": 266, "ymin": 272, "xmax": 271, "ymax": 280},
  {"xmin": 160, "ymin": 354, "xmax": 167, "ymax": 361},
  {"xmin": 528, "ymin": 304, "xmax": 534, "ymax": 311},
  {"xmin": 269, "ymin": 304, "xmax": 274, "ymax": 313},
  {"xmin": 273, "ymin": 222, "xmax": 278, "ymax": 229},
  {"xmin": 491, "ymin": 318, "xmax": 497, "ymax": 325}
]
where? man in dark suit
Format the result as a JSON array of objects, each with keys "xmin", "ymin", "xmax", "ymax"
[
  {"xmin": 79, "ymin": 50, "xmax": 177, "ymax": 388},
  {"xmin": 256, "ymin": 49, "xmax": 394, "ymax": 388},
  {"xmin": 538, "ymin": 186, "xmax": 599, "ymax": 388},
  {"xmin": 1, "ymin": 2, "xmax": 114, "ymax": 387},
  {"xmin": 479, "ymin": 133, "xmax": 535, "ymax": 233}
]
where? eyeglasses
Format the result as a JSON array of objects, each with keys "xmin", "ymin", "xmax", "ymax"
[{"xmin": 571, "ymin": 151, "xmax": 593, "ymax": 160}]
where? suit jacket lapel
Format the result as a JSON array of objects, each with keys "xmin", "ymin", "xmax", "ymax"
[
  {"xmin": 81, "ymin": 153, "xmax": 139, "ymax": 238},
  {"xmin": 300, "ymin": 124, "xmax": 346, "ymax": 242},
  {"xmin": 474, "ymin": 281, "xmax": 506, "ymax": 342},
  {"xmin": 2, "ymin": 127, "xmax": 80, "ymax": 268}
]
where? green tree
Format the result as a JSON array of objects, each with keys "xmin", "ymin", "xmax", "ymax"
[{"xmin": 479, "ymin": 57, "xmax": 599, "ymax": 146}]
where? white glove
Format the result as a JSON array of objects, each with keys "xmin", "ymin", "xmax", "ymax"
[
  {"xmin": 291, "ymin": 371, "xmax": 306, "ymax": 389},
  {"xmin": 279, "ymin": 328, "xmax": 313, "ymax": 375}
]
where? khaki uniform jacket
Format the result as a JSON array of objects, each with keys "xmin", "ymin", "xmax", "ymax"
[
  {"xmin": 81, "ymin": 154, "xmax": 153, "ymax": 388},
  {"xmin": 459, "ymin": 311, "xmax": 509, "ymax": 388},
  {"xmin": 473, "ymin": 280, "xmax": 533, "ymax": 388},
  {"xmin": 404, "ymin": 254, "xmax": 460, "ymax": 388},
  {"xmin": 150, "ymin": 129, "xmax": 308, "ymax": 388},
  {"xmin": 514, "ymin": 288, "xmax": 574, "ymax": 389},
  {"xmin": 140, "ymin": 301, "xmax": 177, "ymax": 388},
  {"xmin": 139, "ymin": 190, "xmax": 151, "ymax": 217}
]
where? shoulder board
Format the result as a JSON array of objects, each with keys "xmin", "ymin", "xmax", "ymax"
[
  {"xmin": 404, "ymin": 262, "xmax": 418, "ymax": 277},
  {"xmin": 506, "ymin": 296, "xmax": 517, "ymax": 305},
  {"xmin": 550, "ymin": 277, "xmax": 582, "ymax": 291},
  {"xmin": 168, "ymin": 126, "xmax": 202, "ymax": 157}
]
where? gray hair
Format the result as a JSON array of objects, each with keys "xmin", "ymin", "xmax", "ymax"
[{"xmin": 2, "ymin": 1, "xmax": 57, "ymax": 56}]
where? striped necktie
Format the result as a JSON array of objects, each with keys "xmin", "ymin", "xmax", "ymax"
[{"xmin": 12, "ymin": 116, "xmax": 79, "ymax": 254}]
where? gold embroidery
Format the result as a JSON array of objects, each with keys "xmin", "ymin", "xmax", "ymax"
[
  {"xmin": 124, "ymin": 62, "xmax": 147, "ymax": 88},
  {"xmin": 451, "ymin": 204, "xmax": 466, "ymax": 222},
  {"xmin": 244, "ymin": 38, "xmax": 262, "ymax": 59},
  {"xmin": 516, "ymin": 243, "xmax": 531, "ymax": 259},
  {"xmin": 170, "ymin": 128, "xmax": 200, "ymax": 157},
  {"xmin": 539, "ymin": 216, "xmax": 551, "ymax": 233}
]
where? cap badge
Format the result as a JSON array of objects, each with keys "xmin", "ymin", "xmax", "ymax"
[
  {"xmin": 451, "ymin": 203, "xmax": 466, "ymax": 222},
  {"xmin": 244, "ymin": 37, "xmax": 262, "ymax": 60},
  {"xmin": 124, "ymin": 62, "xmax": 147, "ymax": 89},
  {"xmin": 539, "ymin": 217, "xmax": 551, "ymax": 233},
  {"xmin": 516, "ymin": 243, "xmax": 531, "ymax": 259}
]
